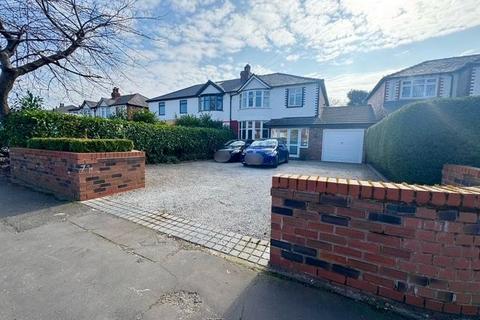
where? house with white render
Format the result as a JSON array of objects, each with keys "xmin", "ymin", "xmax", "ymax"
[{"xmin": 147, "ymin": 65, "xmax": 378, "ymax": 163}]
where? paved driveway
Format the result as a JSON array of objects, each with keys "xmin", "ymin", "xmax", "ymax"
[{"xmin": 109, "ymin": 160, "xmax": 380, "ymax": 239}]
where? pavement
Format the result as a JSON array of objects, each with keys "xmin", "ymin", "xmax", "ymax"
[
  {"xmin": 108, "ymin": 160, "xmax": 380, "ymax": 239},
  {"xmin": 0, "ymin": 177, "xmax": 405, "ymax": 320}
]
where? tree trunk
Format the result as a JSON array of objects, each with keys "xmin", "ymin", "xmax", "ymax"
[{"xmin": 0, "ymin": 70, "xmax": 16, "ymax": 120}]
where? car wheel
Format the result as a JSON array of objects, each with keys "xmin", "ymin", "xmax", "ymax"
[
  {"xmin": 243, "ymin": 163, "xmax": 248, "ymax": 167},
  {"xmin": 272, "ymin": 156, "xmax": 279, "ymax": 168}
]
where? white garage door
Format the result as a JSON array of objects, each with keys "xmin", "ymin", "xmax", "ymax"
[{"xmin": 321, "ymin": 129, "xmax": 365, "ymax": 164}]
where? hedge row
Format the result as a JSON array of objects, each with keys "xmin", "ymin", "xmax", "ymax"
[
  {"xmin": 365, "ymin": 96, "xmax": 480, "ymax": 185},
  {"xmin": 27, "ymin": 138, "xmax": 134, "ymax": 153},
  {"xmin": 1, "ymin": 110, "xmax": 234, "ymax": 163}
]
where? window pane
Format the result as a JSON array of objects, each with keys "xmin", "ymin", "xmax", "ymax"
[
  {"xmin": 426, "ymin": 84, "xmax": 436, "ymax": 97},
  {"xmin": 301, "ymin": 128, "xmax": 309, "ymax": 147},
  {"xmin": 248, "ymin": 92, "xmax": 254, "ymax": 107},
  {"xmin": 247, "ymin": 130, "xmax": 252, "ymax": 140},
  {"xmin": 217, "ymin": 96, "xmax": 223, "ymax": 111},
  {"xmin": 289, "ymin": 145, "xmax": 298, "ymax": 155},
  {"xmin": 254, "ymin": 129, "xmax": 261, "ymax": 139},
  {"xmin": 255, "ymin": 121, "xmax": 261, "ymax": 129},
  {"xmin": 401, "ymin": 86, "xmax": 411, "ymax": 98},
  {"xmin": 412, "ymin": 84, "xmax": 424, "ymax": 97},
  {"xmin": 247, "ymin": 121, "xmax": 252, "ymax": 128},
  {"xmin": 255, "ymin": 91, "xmax": 262, "ymax": 107},
  {"xmin": 263, "ymin": 90, "xmax": 269, "ymax": 108},
  {"xmin": 262, "ymin": 129, "xmax": 269, "ymax": 138}
]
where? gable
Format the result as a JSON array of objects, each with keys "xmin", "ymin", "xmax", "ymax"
[
  {"xmin": 198, "ymin": 83, "xmax": 222, "ymax": 95},
  {"xmin": 240, "ymin": 77, "xmax": 270, "ymax": 91}
]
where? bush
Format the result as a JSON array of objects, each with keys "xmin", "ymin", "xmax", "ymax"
[
  {"xmin": 27, "ymin": 138, "xmax": 134, "ymax": 153},
  {"xmin": 365, "ymin": 96, "xmax": 480, "ymax": 185},
  {"xmin": 175, "ymin": 113, "xmax": 224, "ymax": 129},
  {"xmin": 1, "ymin": 110, "xmax": 233, "ymax": 163},
  {"xmin": 132, "ymin": 109, "xmax": 157, "ymax": 123}
]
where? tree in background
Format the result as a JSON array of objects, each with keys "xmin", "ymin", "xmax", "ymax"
[
  {"xmin": 132, "ymin": 109, "xmax": 157, "ymax": 124},
  {"xmin": 13, "ymin": 90, "xmax": 43, "ymax": 111},
  {"xmin": 347, "ymin": 89, "xmax": 369, "ymax": 106},
  {"xmin": 0, "ymin": 0, "xmax": 156, "ymax": 120}
]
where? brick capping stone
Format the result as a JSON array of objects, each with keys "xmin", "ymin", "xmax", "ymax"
[
  {"xmin": 270, "ymin": 174, "xmax": 480, "ymax": 317},
  {"xmin": 443, "ymin": 164, "xmax": 480, "ymax": 187},
  {"xmin": 9, "ymin": 148, "xmax": 145, "ymax": 201}
]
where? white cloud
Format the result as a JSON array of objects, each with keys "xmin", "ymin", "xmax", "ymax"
[{"xmin": 285, "ymin": 54, "xmax": 300, "ymax": 62}]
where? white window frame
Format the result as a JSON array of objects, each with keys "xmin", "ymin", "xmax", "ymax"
[
  {"xmin": 238, "ymin": 120, "xmax": 270, "ymax": 140},
  {"xmin": 239, "ymin": 90, "xmax": 270, "ymax": 109},
  {"xmin": 288, "ymin": 87, "xmax": 303, "ymax": 107},
  {"xmin": 400, "ymin": 78, "xmax": 437, "ymax": 99},
  {"xmin": 271, "ymin": 128, "xmax": 309, "ymax": 158}
]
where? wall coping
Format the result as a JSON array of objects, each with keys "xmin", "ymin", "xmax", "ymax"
[
  {"xmin": 10, "ymin": 147, "xmax": 145, "ymax": 161},
  {"xmin": 272, "ymin": 174, "xmax": 480, "ymax": 209}
]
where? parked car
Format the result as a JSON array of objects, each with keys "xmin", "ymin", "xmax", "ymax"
[
  {"xmin": 242, "ymin": 139, "xmax": 289, "ymax": 168},
  {"xmin": 214, "ymin": 140, "xmax": 251, "ymax": 163}
]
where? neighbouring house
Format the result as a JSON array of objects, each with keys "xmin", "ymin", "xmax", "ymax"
[
  {"xmin": 59, "ymin": 87, "xmax": 149, "ymax": 119},
  {"xmin": 92, "ymin": 87, "xmax": 149, "ymax": 119},
  {"xmin": 367, "ymin": 54, "xmax": 480, "ymax": 118},
  {"xmin": 54, "ymin": 103, "xmax": 80, "ymax": 114}
]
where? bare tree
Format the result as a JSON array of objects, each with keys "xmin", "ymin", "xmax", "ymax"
[{"xmin": 0, "ymin": 0, "xmax": 153, "ymax": 119}]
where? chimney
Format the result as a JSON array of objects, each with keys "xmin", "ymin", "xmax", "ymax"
[
  {"xmin": 240, "ymin": 64, "xmax": 252, "ymax": 83},
  {"xmin": 111, "ymin": 87, "xmax": 121, "ymax": 99},
  {"xmin": 59, "ymin": 103, "xmax": 64, "ymax": 108}
]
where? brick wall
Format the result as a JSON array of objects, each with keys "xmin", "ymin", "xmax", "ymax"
[
  {"xmin": 443, "ymin": 164, "xmax": 480, "ymax": 187},
  {"xmin": 299, "ymin": 127, "xmax": 322, "ymax": 160},
  {"xmin": 270, "ymin": 174, "xmax": 480, "ymax": 316},
  {"xmin": 10, "ymin": 148, "xmax": 145, "ymax": 201}
]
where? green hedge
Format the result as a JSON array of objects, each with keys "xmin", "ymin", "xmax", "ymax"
[
  {"xmin": 27, "ymin": 138, "xmax": 134, "ymax": 153},
  {"xmin": 365, "ymin": 96, "xmax": 480, "ymax": 185},
  {"xmin": 1, "ymin": 110, "xmax": 234, "ymax": 163}
]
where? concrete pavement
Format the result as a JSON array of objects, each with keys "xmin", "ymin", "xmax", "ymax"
[{"xmin": 0, "ymin": 177, "xmax": 405, "ymax": 320}]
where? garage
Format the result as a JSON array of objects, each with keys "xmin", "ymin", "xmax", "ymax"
[{"xmin": 321, "ymin": 129, "xmax": 365, "ymax": 164}]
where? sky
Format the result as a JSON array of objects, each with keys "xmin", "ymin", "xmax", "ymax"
[{"xmin": 28, "ymin": 0, "xmax": 480, "ymax": 106}]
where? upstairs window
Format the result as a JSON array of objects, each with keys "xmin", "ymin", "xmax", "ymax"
[
  {"xmin": 239, "ymin": 90, "xmax": 270, "ymax": 108},
  {"xmin": 179, "ymin": 100, "xmax": 187, "ymax": 114},
  {"xmin": 158, "ymin": 101, "xmax": 165, "ymax": 116},
  {"xmin": 199, "ymin": 95, "xmax": 223, "ymax": 111},
  {"xmin": 287, "ymin": 87, "xmax": 303, "ymax": 107},
  {"xmin": 401, "ymin": 78, "xmax": 437, "ymax": 99}
]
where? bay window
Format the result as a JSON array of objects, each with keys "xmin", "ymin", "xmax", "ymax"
[
  {"xmin": 239, "ymin": 121, "xmax": 269, "ymax": 140},
  {"xmin": 239, "ymin": 90, "xmax": 270, "ymax": 108}
]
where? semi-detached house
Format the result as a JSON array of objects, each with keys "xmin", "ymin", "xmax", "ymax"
[{"xmin": 147, "ymin": 65, "xmax": 377, "ymax": 163}]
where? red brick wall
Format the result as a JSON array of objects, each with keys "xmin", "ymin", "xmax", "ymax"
[
  {"xmin": 10, "ymin": 148, "xmax": 145, "ymax": 201},
  {"xmin": 443, "ymin": 164, "xmax": 480, "ymax": 187},
  {"xmin": 270, "ymin": 174, "xmax": 480, "ymax": 316}
]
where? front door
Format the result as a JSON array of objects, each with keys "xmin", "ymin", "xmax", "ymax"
[{"xmin": 288, "ymin": 129, "xmax": 300, "ymax": 158}]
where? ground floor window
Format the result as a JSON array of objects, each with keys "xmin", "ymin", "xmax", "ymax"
[
  {"xmin": 271, "ymin": 128, "xmax": 309, "ymax": 157},
  {"xmin": 239, "ymin": 120, "xmax": 269, "ymax": 140}
]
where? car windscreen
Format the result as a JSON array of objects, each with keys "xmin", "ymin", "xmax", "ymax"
[{"xmin": 249, "ymin": 139, "xmax": 278, "ymax": 148}]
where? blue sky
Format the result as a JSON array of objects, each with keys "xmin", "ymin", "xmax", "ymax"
[{"xmin": 43, "ymin": 0, "xmax": 480, "ymax": 106}]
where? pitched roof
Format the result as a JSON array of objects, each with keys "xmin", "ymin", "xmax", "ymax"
[
  {"xmin": 54, "ymin": 105, "xmax": 78, "ymax": 113},
  {"xmin": 264, "ymin": 106, "xmax": 376, "ymax": 127},
  {"xmin": 147, "ymin": 73, "xmax": 323, "ymax": 102},
  {"xmin": 388, "ymin": 54, "xmax": 480, "ymax": 78},
  {"xmin": 318, "ymin": 106, "xmax": 376, "ymax": 124},
  {"xmin": 94, "ymin": 93, "xmax": 148, "ymax": 108},
  {"xmin": 367, "ymin": 54, "xmax": 480, "ymax": 100},
  {"xmin": 82, "ymin": 100, "xmax": 97, "ymax": 108}
]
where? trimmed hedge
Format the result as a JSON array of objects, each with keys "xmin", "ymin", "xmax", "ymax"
[
  {"xmin": 1, "ymin": 110, "xmax": 234, "ymax": 163},
  {"xmin": 365, "ymin": 96, "xmax": 480, "ymax": 185},
  {"xmin": 27, "ymin": 138, "xmax": 134, "ymax": 153}
]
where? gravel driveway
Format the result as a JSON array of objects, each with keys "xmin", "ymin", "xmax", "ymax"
[{"xmin": 108, "ymin": 160, "xmax": 380, "ymax": 239}]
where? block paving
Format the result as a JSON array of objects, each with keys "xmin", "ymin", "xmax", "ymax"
[{"xmin": 82, "ymin": 198, "xmax": 270, "ymax": 267}]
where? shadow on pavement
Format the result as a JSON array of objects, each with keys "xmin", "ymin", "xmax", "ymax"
[
  {"xmin": 0, "ymin": 176, "xmax": 68, "ymax": 218},
  {"xmin": 222, "ymin": 271, "xmax": 407, "ymax": 320}
]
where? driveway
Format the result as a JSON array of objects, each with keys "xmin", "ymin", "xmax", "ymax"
[{"xmin": 109, "ymin": 160, "xmax": 380, "ymax": 239}]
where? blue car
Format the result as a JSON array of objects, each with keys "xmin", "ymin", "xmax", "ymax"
[{"xmin": 242, "ymin": 139, "xmax": 289, "ymax": 168}]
